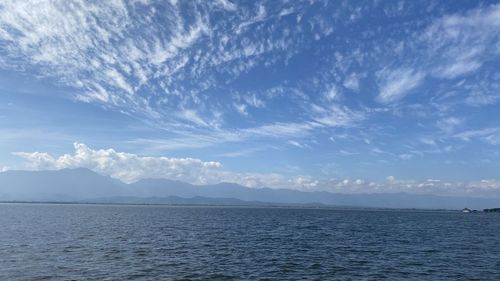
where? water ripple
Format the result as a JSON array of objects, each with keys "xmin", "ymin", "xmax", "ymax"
[{"xmin": 0, "ymin": 204, "xmax": 499, "ymax": 280}]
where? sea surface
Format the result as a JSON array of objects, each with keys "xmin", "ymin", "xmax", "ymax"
[{"xmin": 1, "ymin": 204, "xmax": 499, "ymax": 280}]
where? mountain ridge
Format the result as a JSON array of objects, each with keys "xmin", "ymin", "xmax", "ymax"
[{"xmin": 1, "ymin": 168, "xmax": 499, "ymax": 209}]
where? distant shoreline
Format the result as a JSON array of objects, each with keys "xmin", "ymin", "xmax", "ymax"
[{"xmin": 0, "ymin": 200, "xmax": 467, "ymax": 212}]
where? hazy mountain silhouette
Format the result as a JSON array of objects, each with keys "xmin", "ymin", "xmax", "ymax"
[
  {"xmin": 1, "ymin": 168, "xmax": 499, "ymax": 209},
  {"xmin": 0, "ymin": 168, "xmax": 125, "ymax": 201}
]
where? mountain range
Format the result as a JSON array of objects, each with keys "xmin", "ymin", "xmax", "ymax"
[{"xmin": 1, "ymin": 168, "xmax": 499, "ymax": 210}]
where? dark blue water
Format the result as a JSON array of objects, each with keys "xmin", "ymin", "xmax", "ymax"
[{"xmin": 1, "ymin": 204, "xmax": 499, "ymax": 280}]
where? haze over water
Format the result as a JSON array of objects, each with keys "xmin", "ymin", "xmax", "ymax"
[{"xmin": 2, "ymin": 204, "xmax": 499, "ymax": 280}]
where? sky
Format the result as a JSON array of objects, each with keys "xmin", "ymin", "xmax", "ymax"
[{"xmin": 0, "ymin": 0, "xmax": 499, "ymax": 196}]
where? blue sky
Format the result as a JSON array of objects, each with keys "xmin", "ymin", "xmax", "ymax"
[{"xmin": 0, "ymin": 0, "xmax": 499, "ymax": 195}]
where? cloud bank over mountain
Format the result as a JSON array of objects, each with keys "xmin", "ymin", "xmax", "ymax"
[
  {"xmin": 1, "ymin": 168, "xmax": 500, "ymax": 209},
  {"xmin": 14, "ymin": 143, "xmax": 222, "ymax": 184},
  {"xmin": 11, "ymin": 143, "xmax": 500, "ymax": 198}
]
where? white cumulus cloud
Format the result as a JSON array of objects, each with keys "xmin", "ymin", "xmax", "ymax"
[{"xmin": 14, "ymin": 143, "xmax": 222, "ymax": 184}]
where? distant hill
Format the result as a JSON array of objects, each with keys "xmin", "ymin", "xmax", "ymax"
[
  {"xmin": 1, "ymin": 168, "xmax": 500, "ymax": 209},
  {"xmin": 0, "ymin": 168, "xmax": 124, "ymax": 201}
]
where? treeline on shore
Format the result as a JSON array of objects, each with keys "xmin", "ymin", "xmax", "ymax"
[{"xmin": 483, "ymin": 208, "xmax": 500, "ymax": 213}]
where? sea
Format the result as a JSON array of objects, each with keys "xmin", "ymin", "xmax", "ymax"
[{"xmin": 1, "ymin": 203, "xmax": 499, "ymax": 280}]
